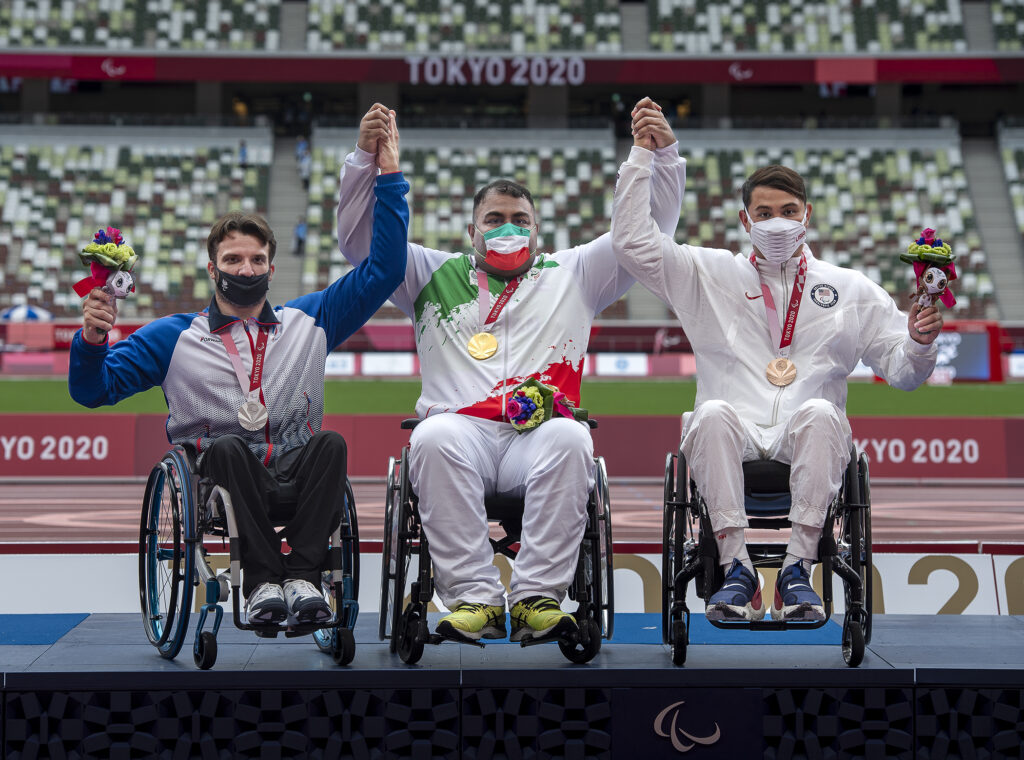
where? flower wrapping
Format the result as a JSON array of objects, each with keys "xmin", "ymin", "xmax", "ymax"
[
  {"xmin": 506, "ymin": 378, "xmax": 588, "ymax": 433},
  {"xmin": 898, "ymin": 227, "xmax": 957, "ymax": 308},
  {"xmin": 73, "ymin": 227, "xmax": 139, "ymax": 297}
]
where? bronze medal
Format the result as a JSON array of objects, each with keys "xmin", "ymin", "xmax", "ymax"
[
  {"xmin": 238, "ymin": 400, "xmax": 269, "ymax": 431},
  {"xmin": 766, "ymin": 357, "xmax": 797, "ymax": 387},
  {"xmin": 467, "ymin": 332, "xmax": 498, "ymax": 360}
]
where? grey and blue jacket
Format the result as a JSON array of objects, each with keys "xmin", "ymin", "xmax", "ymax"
[{"xmin": 69, "ymin": 172, "xmax": 409, "ymax": 464}]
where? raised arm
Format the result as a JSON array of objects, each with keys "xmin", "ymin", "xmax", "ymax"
[
  {"xmin": 293, "ymin": 111, "xmax": 410, "ymax": 348},
  {"xmin": 337, "ymin": 103, "xmax": 393, "ymax": 266},
  {"xmin": 633, "ymin": 97, "xmax": 687, "ymax": 234}
]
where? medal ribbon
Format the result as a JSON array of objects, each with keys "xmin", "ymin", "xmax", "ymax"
[
  {"xmin": 749, "ymin": 252, "xmax": 808, "ymax": 358},
  {"xmin": 221, "ymin": 321, "xmax": 269, "ymax": 418},
  {"xmin": 477, "ymin": 269, "xmax": 522, "ymax": 330}
]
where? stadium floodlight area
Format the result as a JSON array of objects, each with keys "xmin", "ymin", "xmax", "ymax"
[
  {"xmin": 306, "ymin": 0, "xmax": 622, "ymax": 53},
  {"xmin": 0, "ymin": 0, "xmax": 281, "ymax": 51},
  {"xmin": 0, "ymin": 126, "xmax": 272, "ymax": 319},
  {"xmin": 648, "ymin": 0, "xmax": 968, "ymax": 54}
]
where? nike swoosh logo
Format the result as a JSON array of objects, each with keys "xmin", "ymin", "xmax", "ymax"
[{"xmin": 745, "ymin": 292, "xmax": 762, "ymax": 300}]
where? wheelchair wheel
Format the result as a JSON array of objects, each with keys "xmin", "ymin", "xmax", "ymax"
[
  {"xmin": 333, "ymin": 627, "xmax": 356, "ymax": 666},
  {"xmin": 313, "ymin": 569, "xmax": 339, "ymax": 654},
  {"xmin": 671, "ymin": 619, "xmax": 688, "ymax": 666},
  {"xmin": 138, "ymin": 448, "xmax": 196, "ymax": 660},
  {"xmin": 593, "ymin": 456, "xmax": 614, "ymax": 639},
  {"xmin": 396, "ymin": 606, "xmax": 425, "ymax": 665},
  {"xmin": 380, "ymin": 453, "xmax": 415, "ymax": 653},
  {"xmin": 842, "ymin": 620, "xmax": 865, "ymax": 667},
  {"xmin": 315, "ymin": 478, "xmax": 360, "ymax": 659},
  {"xmin": 194, "ymin": 631, "xmax": 217, "ymax": 670},
  {"xmin": 559, "ymin": 618, "xmax": 602, "ymax": 664}
]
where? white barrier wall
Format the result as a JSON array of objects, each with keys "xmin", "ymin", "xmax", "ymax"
[{"xmin": 1, "ymin": 550, "xmax": 1021, "ymax": 616}]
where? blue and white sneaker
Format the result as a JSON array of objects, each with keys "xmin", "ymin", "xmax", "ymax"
[
  {"xmin": 772, "ymin": 562, "xmax": 825, "ymax": 621},
  {"xmin": 705, "ymin": 559, "xmax": 765, "ymax": 621}
]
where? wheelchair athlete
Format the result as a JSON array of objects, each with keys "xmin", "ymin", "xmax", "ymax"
[
  {"xmin": 613, "ymin": 103, "xmax": 943, "ymax": 622},
  {"xmin": 337, "ymin": 101, "xmax": 685, "ymax": 645},
  {"xmin": 70, "ymin": 131, "xmax": 408, "ymax": 625}
]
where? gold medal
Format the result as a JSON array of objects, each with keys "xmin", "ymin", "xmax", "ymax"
[
  {"xmin": 766, "ymin": 358, "xmax": 797, "ymax": 387},
  {"xmin": 467, "ymin": 332, "xmax": 498, "ymax": 360}
]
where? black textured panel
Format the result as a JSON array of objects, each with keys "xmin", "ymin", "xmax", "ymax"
[
  {"xmin": 462, "ymin": 687, "xmax": 613, "ymax": 760},
  {"xmin": 4, "ymin": 688, "xmax": 459, "ymax": 759},
  {"xmin": 916, "ymin": 687, "xmax": 1024, "ymax": 760},
  {"xmin": 763, "ymin": 687, "xmax": 915, "ymax": 760}
]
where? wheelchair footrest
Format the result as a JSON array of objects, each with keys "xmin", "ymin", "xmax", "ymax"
[
  {"xmin": 707, "ymin": 617, "xmax": 830, "ymax": 632},
  {"xmin": 516, "ymin": 629, "xmax": 577, "ymax": 648},
  {"xmin": 429, "ymin": 632, "xmax": 486, "ymax": 649}
]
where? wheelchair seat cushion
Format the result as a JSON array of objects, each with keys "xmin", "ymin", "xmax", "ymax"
[{"xmin": 742, "ymin": 459, "xmax": 791, "ymax": 495}]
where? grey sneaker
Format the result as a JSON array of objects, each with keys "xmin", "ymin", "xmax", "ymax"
[
  {"xmin": 246, "ymin": 582, "xmax": 287, "ymax": 624},
  {"xmin": 283, "ymin": 578, "xmax": 332, "ymax": 623}
]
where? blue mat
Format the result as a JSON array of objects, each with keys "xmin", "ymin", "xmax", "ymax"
[
  {"xmin": 0, "ymin": 614, "xmax": 89, "ymax": 645},
  {"xmin": 613, "ymin": 613, "xmax": 842, "ymax": 645}
]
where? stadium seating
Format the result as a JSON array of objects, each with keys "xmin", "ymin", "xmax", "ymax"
[
  {"xmin": 0, "ymin": 0, "xmax": 280, "ymax": 50},
  {"xmin": 1000, "ymin": 127, "xmax": 1024, "ymax": 250},
  {"xmin": 306, "ymin": 0, "xmax": 621, "ymax": 52},
  {"xmin": 306, "ymin": 127, "xmax": 623, "ymax": 316},
  {"xmin": 0, "ymin": 127, "xmax": 271, "ymax": 319},
  {"xmin": 675, "ymin": 127, "xmax": 993, "ymax": 318},
  {"xmin": 991, "ymin": 0, "xmax": 1024, "ymax": 50},
  {"xmin": 648, "ymin": 0, "xmax": 968, "ymax": 53}
]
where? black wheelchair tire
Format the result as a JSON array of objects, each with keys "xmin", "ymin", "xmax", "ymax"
[
  {"xmin": 671, "ymin": 619, "xmax": 688, "ymax": 667},
  {"xmin": 139, "ymin": 449, "xmax": 196, "ymax": 660},
  {"xmin": 559, "ymin": 618, "xmax": 601, "ymax": 664},
  {"xmin": 396, "ymin": 606, "xmax": 425, "ymax": 665},
  {"xmin": 333, "ymin": 627, "xmax": 356, "ymax": 666},
  {"xmin": 194, "ymin": 631, "xmax": 217, "ymax": 670},
  {"xmin": 842, "ymin": 619, "xmax": 865, "ymax": 667},
  {"xmin": 379, "ymin": 456, "xmax": 399, "ymax": 643}
]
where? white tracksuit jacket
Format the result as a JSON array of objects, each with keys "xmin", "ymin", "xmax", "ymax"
[{"xmin": 612, "ymin": 145, "xmax": 937, "ymax": 530}]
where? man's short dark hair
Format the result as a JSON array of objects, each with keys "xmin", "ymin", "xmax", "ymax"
[
  {"xmin": 472, "ymin": 179, "xmax": 536, "ymax": 220},
  {"xmin": 741, "ymin": 165, "xmax": 807, "ymax": 209},
  {"xmin": 207, "ymin": 211, "xmax": 277, "ymax": 263}
]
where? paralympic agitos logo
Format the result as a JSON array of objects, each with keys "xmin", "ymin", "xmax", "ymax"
[{"xmin": 653, "ymin": 700, "xmax": 722, "ymax": 753}]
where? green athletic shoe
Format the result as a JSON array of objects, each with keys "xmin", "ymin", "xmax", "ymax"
[
  {"xmin": 435, "ymin": 602, "xmax": 506, "ymax": 642},
  {"xmin": 509, "ymin": 596, "xmax": 578, "ymax": 642}
]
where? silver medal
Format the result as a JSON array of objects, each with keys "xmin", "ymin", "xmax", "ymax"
[{"xmin": 238, "ymin": 400, "xmax": 268, "ymax": 431}]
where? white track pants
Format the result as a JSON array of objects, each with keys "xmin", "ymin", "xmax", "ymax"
[
  {"xmin": 680, "ymin": 399, "xmax": 852, "ymax": 533},
  {"xmin": 408, "ymin": 414, "xmax": 595, "ymax": 609}
]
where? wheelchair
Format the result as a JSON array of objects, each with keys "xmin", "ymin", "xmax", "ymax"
[
  {"xmin": 662, "ymin": 445, "xmax": 872, "ymax": 667},
  {"xmin": 138, "ymin": 444, "xmax": 360, "ymax": 670},
  {"xmin": 379, "ymin": 418, "xmax": 614, "ymax": 665}
]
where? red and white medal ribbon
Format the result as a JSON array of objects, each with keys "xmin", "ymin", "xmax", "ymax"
[
  {"xmin": 750, "ymin": 252, "xmax": 808, "ymax": 386},
  {"xmin": 221, "ymin": 321, "xmax": 270, "ymax": 431}
]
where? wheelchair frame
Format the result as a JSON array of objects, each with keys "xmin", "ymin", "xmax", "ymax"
[
  {"xmin": 138, "ymin": 444, "xmax": 360, "ymax": 670},
  {"xmin": 662, "ymin": 446, "xmax": 872, "ymax": 667},
  {"xmin": 378, "ymin": 418, "xmax": 615, "ymax": 665}
]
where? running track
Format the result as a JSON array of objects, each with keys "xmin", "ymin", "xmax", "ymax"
[{"xmin": 3, "ymin": 479, "xmax": 1022, "ymax": 548}]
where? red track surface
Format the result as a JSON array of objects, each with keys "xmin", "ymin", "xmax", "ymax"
[{"xmin": 2, "ymin": 479, "xmax": 1022, "ymax": 549}]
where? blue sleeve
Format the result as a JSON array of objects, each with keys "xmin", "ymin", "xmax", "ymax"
[
  {"xmin": 67, "ymin": 313, "xmax": 193, "ymax": 408},
  {"xmin": 287, "ymin": 171, "xmax": 409, "ymax": 350}
]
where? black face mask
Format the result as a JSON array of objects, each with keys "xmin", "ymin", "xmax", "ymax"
[{"xmin": 214, "ymin": 267, "xmax": 270, "ymax": 307}]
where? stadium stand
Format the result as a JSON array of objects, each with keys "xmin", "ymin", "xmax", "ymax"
[
  {"xmin": 307, "ymin": 127, "xmax": 623, "ymax": 318},
  {"xmin": 647, "ymin": 0, "xmax": 968, "ymax": 53},
  {"xmin": 1000, "ymin": 126, "xmax": 1024, "ymax": 249},
  {"xmin": 306, "ymin": 0, "xmax": 622, "ymax": 53},
  {"xmin": 675, "ymin": 126, "xmax": 993, "ymax": 318},
  {"xmin": 991, "ymin": 0, "xmax": 1024, "ymax": 50},
  {"xmin": 306, "ymin": 125, "xmax": 994, "ymax": 320},
  {"xmin": 0, "ymin": 0, "xmax": 280, "ymax": 50},
  {"xmin": 0, "ymin": 126, "xmax": 272, "ymax": 320}
]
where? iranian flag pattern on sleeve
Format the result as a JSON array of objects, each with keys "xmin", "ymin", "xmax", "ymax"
[{"xmin": 409, "ymin": 252, "xmax": 592, "ymax": 421}]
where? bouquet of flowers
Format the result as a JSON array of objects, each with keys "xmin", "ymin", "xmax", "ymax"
[
  {"xmin": 506, "ymin": 378, "xmax": 588, "ymax": 433},
  {"xmin": 899, "ymin": 227, "xmax": 956, "ymax": 308},
  {"xmin": 72, "ymin": 227, "xmax": 139, "ymax": 299}
]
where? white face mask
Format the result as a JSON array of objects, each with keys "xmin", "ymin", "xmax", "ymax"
[{"xmin": 748, "ymin": 215, "xmax": 807, "ymax": 263}]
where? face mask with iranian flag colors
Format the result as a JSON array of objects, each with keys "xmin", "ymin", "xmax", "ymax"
[{"xmin": 474, "ymin": 222, "xmax": 534, "ymax": 273}]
